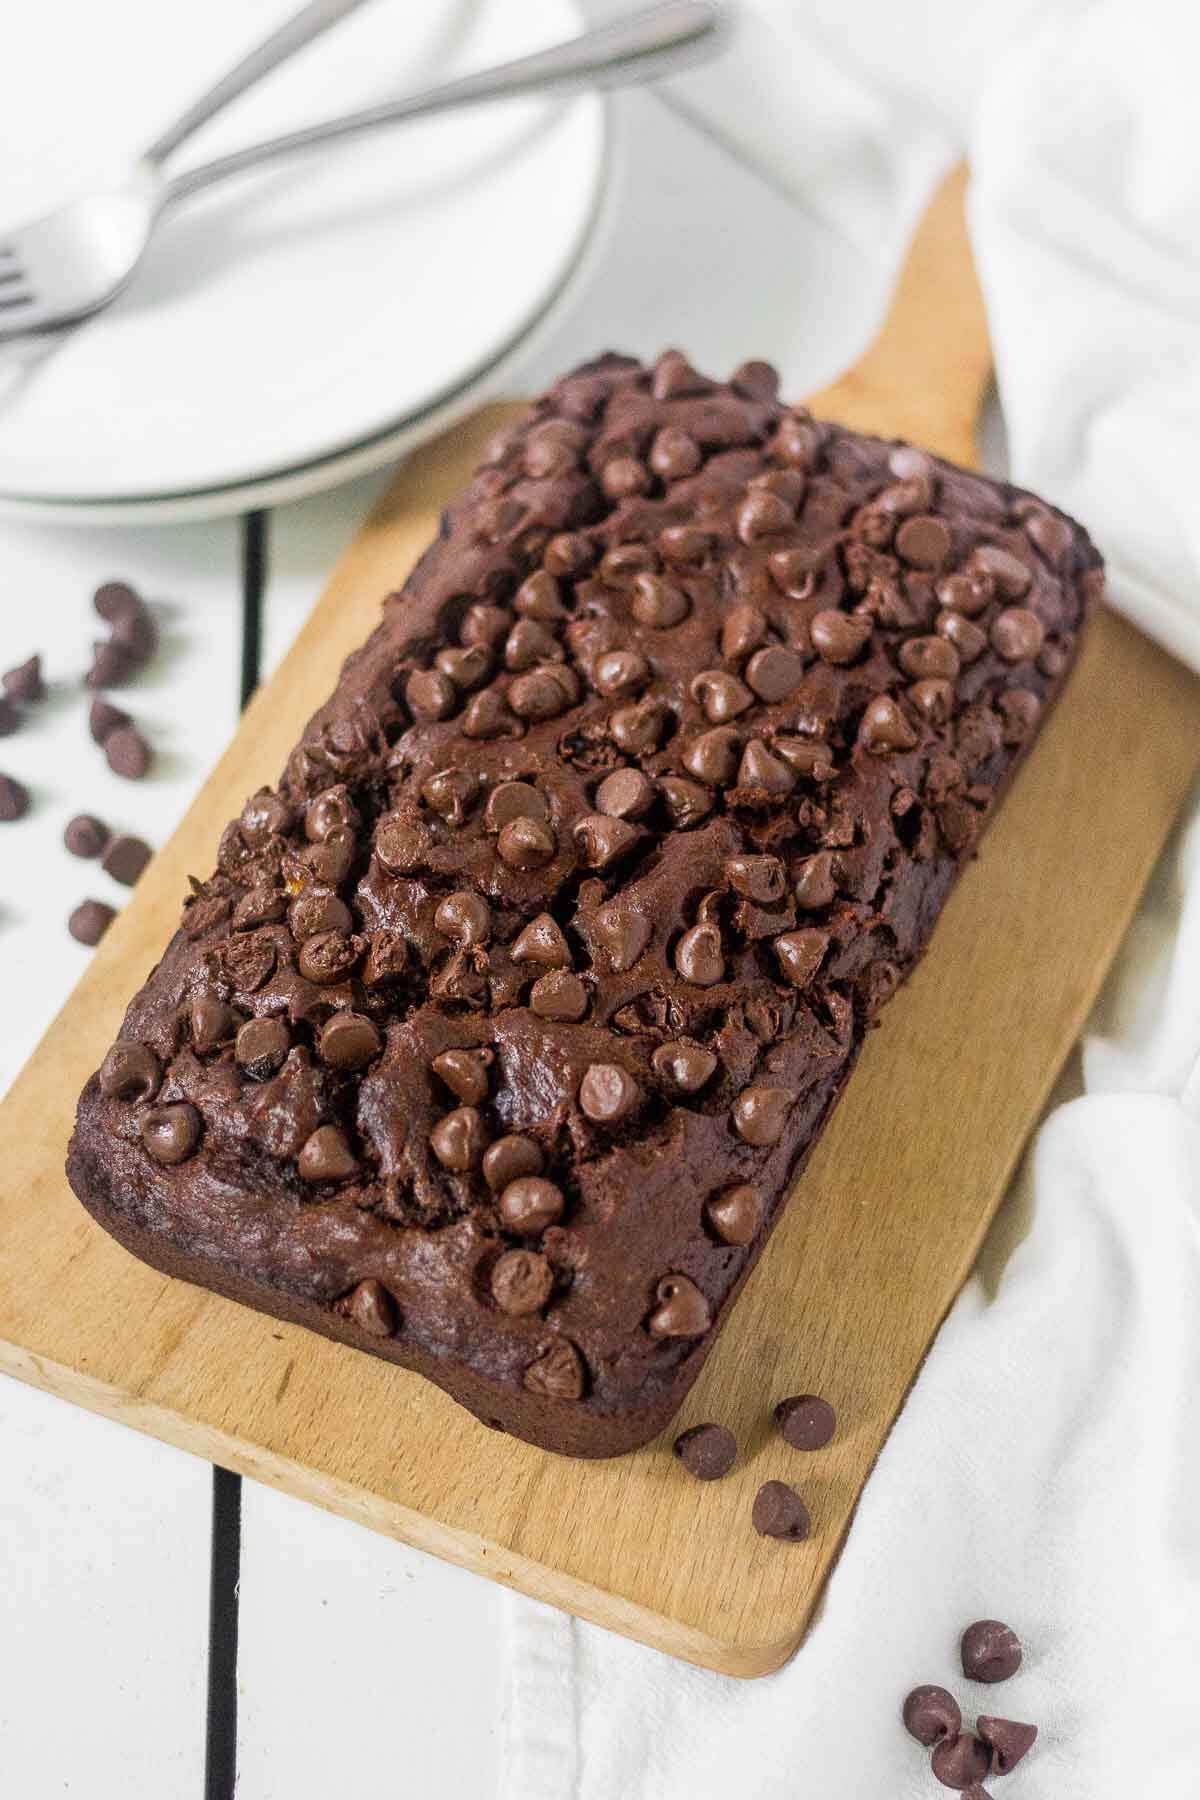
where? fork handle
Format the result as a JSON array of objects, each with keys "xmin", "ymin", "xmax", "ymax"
[
  {"xmin": 163, "ymin": 1, "xmax": 723, "ymax": 203},
  {"xmin": 143, "ymin": 0, "xmax": 371, "ymax": 167}
]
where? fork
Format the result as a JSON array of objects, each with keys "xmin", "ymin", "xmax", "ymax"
[{"xmin": 0, "ymin": 2, "xmax": 723, "ymax": 343}]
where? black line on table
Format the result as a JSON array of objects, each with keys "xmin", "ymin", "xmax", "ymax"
[{"xmin": 205, "ymin": 510, "xmax": 268, "ymax": 1798}]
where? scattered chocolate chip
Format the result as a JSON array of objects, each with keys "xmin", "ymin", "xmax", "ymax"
[
  {"xmin": 511, "ymin": 912, "xmax": 571, "ymax": 968},
  {"xmin": 298, "ymin": 929, "xmax": 362, "ymax": 986},
  {"xmin": 900, "ymin": 634, "xmax": 960, "ymax": 681},
  {"xmin": 674, "ymin": 920, "xmax": 725, "ymax": 986},
  {"xmin": 745, "ymin": 645, "xmax": 806, "ymax": 702},
  {"xmin": 691, "ymin": 669, "xmax": 754, "ymax": 724},
  {"xmin": 651, "ymin": 1040, "xmax": 717, "ymax": 1095},
  {"xmin": 858, "ymin": 694, "xmax": 918, "ymax": 754},
  {"xmin": 98, "ymin": 1039, "xmax": 162, "ymax": 1102},
  {"xmin": 335, "ymin": 1278, "xmax": 398, "ymax": 1337},
  {"xmin": 674, "ymin": 1423, "xmax": 737, "ymax": 1481},
  {"xmin": 491, "ymin": 1249, "xmax": 553, "ymax": 1315},
  {"xmin": 579, "ymin": 1062, "xmax": 640, "ymax": 1123},
  {"xmin": 437, "ymin": 643, "xmax": 493, "ymax": 690},
  {"xmin": 100, "ymin": 833, "xmax": 152, "ymax": 886},
  {"xmin": 938, "ymin": 611, "xmax": 988, "ymax": 663},
  {"xmin": 609, "ymin": 697, "xmax": 669, "ymax": 754},
  {"xmin": 937, "ymin": 571, "xmax": 992, "ymax": 616},
  {"xmin": 737, "ymin": 488, "xmax": 794, "ymax": 544},
  {"xmin": 682, "ymin": 726, "xmax": 741, "ymax": 786},
  {"xmin": 648, "ymin": 1274, "xmax": 711, "ymax": 1338},
  {"xmin": 421, "ymin": 766, "xmax": 479, "ymax": 825},
  {"xmin": 484, "ymin": 781, "xmax": 546, "ymax": 833},
  {"xmin": 737, "ymin": 739, "xmax": 796, "ymax": 794},
  {"xmin": 497, "ymin": 815, "xmax": 556, "ymax": 870},
  {"xmin": 649, "ymin": 425, "xmax": 703, "ymax": 482},
  {"xmin": 774, "ymin": 1393, "xmax": 836, "ymax": 1449},
  {"xmin": 430, "ymin": 1106, "xmax": 488, "ymax": 1172},
  {"xmin": 990, "ymin": 607, "xmax": 1045, "ymax": 663},
  {"xmin": 902, "ymin": 1686, "xmax": 962, "ymax": 1748},
  {"xmin": 93, "ymin": 580, "xmax": 140, "ymax": 624},
  {"xmin": 499, "ymin": 1176, "xmax": 564, "ymax": 1235},
  {"xmin": 595, "ymin": 767, "xmax": 656, "ymax": 821},
  {"xmin": 975, "ymin": 1716, "xmax": 1037, "ymax": 1775},
  {"xmin": 0, "ymin": 773, "xmax": 29, "ymax": 821},
  {"xmin": 794, "ymin": 850, "xmax": 838, "ymax": 910},
  {"xmin": 724, "ymin": 854, "xmax": 785, "ymax": 904},
  {"xmin": 774, "ymin": 928, "xmax": 828, "ymax": 988},
  {"xmin": 141, "ymin": 1102, "xmax": 202, "ymax": 1165},
  {"xmin": 86, "ymin": 640, "xmax": 136, "ymax": 689},
  {"xmin": 375, "ymin": 818, "xmax": 430, "ymax": 875},
  {"xmin": 297, "ymin": 1124, "xmax": 358, "ymax": 1182},
  {"xmin": 573, "ymin": 812, "xmax": 642, "ymax": 871},
  {"xmin": 434, "ymin": 890, "xmax": 492, "ymax": 946},
  {"xmin": 289, "ymin": 891, "xmax": 353, "ymax": 941},
  {"xmin": 405, "ymin": 668, "xmax": 458, "ymax": 721},
  {"xmin": 960, "ymin": 1620, "xmax": 1022, "ymax": 1684},
  {"xmin": 972, "ymin": 542, "xmax": 1031, "ymax": 597},
  {"xmin": 362, "ymin": 928, "xmax": 409, "ymax": 987},
  {"xmin": 523, "ymin": 1337, "xmax": 584, "ymax": 1399},
  {"xmin": 241, "ymin": 787, "xmax": 294, "ymax": 845},
  {"xmin": 732, "ymin": 1084, "xmax": 793, "ymax": 1145},
  {"xmin": 706, "ymin": 1184, "xmax": 761, "ymax": 1245},
  {"xmin": 658, "ymin": 775, "xmax": 711, "ymax": 829},
  {"xmin": 931, "ymin": 1734, "xmax": 991, "ymax": 1791},
  {"xmin": 529, "ymin": 969, "xmax": 589, "ymax": 1021},
  {"xmin": 105, "ymin": 723, "xmax": 152, "ymax": 779},
  {"xmin": 631, "ymin": 573, "xmax": 690, "ymax": 628},
  {"xmin": 2, "ymin": 654, "xmax": 44, "ymax": 702},
  {"xmin": 895, "ymin": 513, "xmax": 951, "ymax": 569},
  {"xmin": 69, "ymin": 899, "xmax": 115, "ymax": 945},
  {"xmin": 235, "ymin": 1016, "xmax": 290, "ymax": 1080},
  {"xmin": 431, "ymin": 1048, "xmax": 492, "ymax": 1106},
  {"xmin": 811, "ymin": 609, "xmax": 871, "ymax": 665},
  {"xmin": 752, "ymin": 1480, "xmax": 810, "ymax": 1541},
  {"xmin": 319, "ymin": 1012, "xmax": 382, "ymax": 1070}
]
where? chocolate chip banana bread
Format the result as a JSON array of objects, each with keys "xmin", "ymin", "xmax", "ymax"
[{"xmin": 67, "ymin": 351, "xmax": 1101, "ymax": 1457}]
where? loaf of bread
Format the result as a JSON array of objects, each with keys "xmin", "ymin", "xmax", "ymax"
[{"xmin": 67, "ymin": 352, "xmax": 1101, "ymax": 1457}]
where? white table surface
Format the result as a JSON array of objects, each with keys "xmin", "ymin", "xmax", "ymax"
[{"xmin": 0, "ymin": 64, "xmax": 997, "ymax": 1800}]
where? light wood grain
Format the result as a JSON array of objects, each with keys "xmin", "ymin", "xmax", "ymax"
[{"xmin": 2, "ymin": 168, "xmax": 1198, "ymax": 1676}]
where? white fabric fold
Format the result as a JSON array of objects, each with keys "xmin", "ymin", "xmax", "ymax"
[{"xmin": 501, "ymin": 0, "xmax": 1200, "ymax": 1791}]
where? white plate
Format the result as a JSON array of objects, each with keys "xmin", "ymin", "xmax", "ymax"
[{"xmin": 0, "ymin": 0, "xmax": 604, "ymax": 507}]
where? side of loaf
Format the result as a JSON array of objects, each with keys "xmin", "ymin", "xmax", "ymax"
[{"xmin": 67, "ymin": 351, "xmax": 1102, "ymax": 1457}]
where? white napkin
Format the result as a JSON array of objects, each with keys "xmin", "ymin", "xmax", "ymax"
[{"xmin": 500, "ymin": 2, "xmax": 1200, "ymax": 1792}]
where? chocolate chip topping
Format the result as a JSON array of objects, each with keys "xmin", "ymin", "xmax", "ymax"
[
  {"xmin": 319, "ymin": 1012, "xmax": 383, "ymax": 1070},
  {"xmin": 432, "ymin": 1048, "xmax": 493, "ymax": 1105},
  {"xmin": 732, "ymin": 1086, "xmax": 793, "ymax": 1145},
  {"xmin": 975, "ymin": 1716, "xmax": 1037, "ymax": 1775},
  {"xmin": 105, "ymin": 723, "xmax": 152, "ymax": 780},
  {"xmin": 498, "ymin": 1176, "xmax": 564, "ymax": 1235},
  {"xmin": 705, "ymin": 1184, "xmax": 762, "ymax": 1245},
  {"xmin": 648, "ymin": 1274, "xmax": 710, "ymax": 1338},
  {"xmin": 902, "ymin": 1686, "xmax": 962, "ymax": 1748},
  {"xmin": 579, "ymin": 1062, "xmax": 640, "ymax": 1123},
  {"xmin": 774, "ymin": 1393, "xmax": 836, "ymax": 1449},
  {"xmin": 673, "ymin": 1422, "xmax": 737, "ymax": 1481},
  {"xmin": 235, "ymin": 1016, "xmax": 290, "ymax": 1080},
  {"xmin": 0, "ymin": 773, "xmax": 30, "ymax": 821},
  {"xmin": 298, "ymin": 1124, "xmax": 358, "ymax": 1182},
  {"xmin": 491, "ymin": 1249, "xmax": 553, "ymax": 1316},
  {"xmin": 99, "ymin": 1040, "xmax": 162, "ymax": 1102},
  {"xmin": 335, "ymin": 1278, "xmax": 398, "ymax": 1337},
  {"xmin": 100, "ymin": 834, "xmax": 152, "ymax": 887},
  {"xmin": 523, "ymin": 1338, "xmax": 584, "ymax": 1399},
  {"xmin": 650, "ymin": 1040, "xmax": 717, "ymax": 1095},
  {"xmin": 430, "ymin": 1107, "xmax": 488, "ymax": 1171},
  {"xmin": 69, "ymin": 899, "xmax": 115, "ymax": 945},
  {"xmin": 931, "ymin": 1734, "xmax": 991, "ymax": 1791},
  {"xmin": 960, "ymin": 1619, "xmax": 1023, "ymax": 1684},
  {"xmin": 752, "ymin": 1480, "xmax": 810, "ymax": 1541},
  {"xmin": 190, "ymin": 997, "xmax": 238, "ymax": 1055},
  {"xmin": 141, "ymin": 1103, "xmax": 202, "ymax": 1165},
  {"xmin": 3, "ymin": 654, "xmax": 44, "ymax": 702}
]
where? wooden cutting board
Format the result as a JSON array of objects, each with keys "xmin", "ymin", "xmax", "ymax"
[{"xmin": 2, "ymin": 170, "xmax": 1197, "ymax": 1677}]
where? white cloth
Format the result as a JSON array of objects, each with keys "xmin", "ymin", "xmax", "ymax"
[{"xmin": 501, "ymin": 2, "xmax": 1200, "ymax": 1793}]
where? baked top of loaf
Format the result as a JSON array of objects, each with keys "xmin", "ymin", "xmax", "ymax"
[{"xmin": 67, "ymin": 351, "xmax": 1101, "ymax": 1457}]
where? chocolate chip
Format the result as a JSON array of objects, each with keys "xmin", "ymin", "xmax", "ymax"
[
  {"xmin": 648, "ymin": 1274, "xmax": 711, "ymax": 1337},
  {"xmin": 811, "ymin": 609, "xmax": 871, "ymax": 666},
  {"xmin": 937, "ymin": 611, "xmax": 988, "ymax": 662},
  {"xmin": 105, "ymin": 723, "xmax": 152, "ymax": 779},
  {"xmin": 998, "ymin": 689, "xmax": 1041, "ymax": 744},
  {"xmin": 297, "ymin": 1124, "xmax": 358, "ymax": 1182},
  {"xmin": 752, "ymin": 1480, "xmax": 810, "ymax": 1541},
  {"xmin": 235, "ymin": 1016, "xmax": 290, "ymax": 1079},
  {"xmin": 651, "ymin": 1040, "xmax": 717, "ymax": 1095},
  {"xmin": 437, "ymin": 643, "xmax": 493, "ymax": 691},
  {"xmin": 776, "ymin": 738, "xmax": 835, "ymax": 781},
  {"xmin": 706, "ymin": 1184, "xmax": 761, "ymax": 1245},
  {"xmin": 990, "ymin": 606, "xmax": 1045, "ymax": 663},
  {"xmin": 573, "ymin": 813, "xmax": 642, "ymax": 871},
  {"xmin": 595, "ymin": 768, "xmax": 655, "ymax": 822},
  {"xmin": 523, "ymin": 1337, "xmax": 584, "ymax": 1399},
  {"xmin": 142, "ymin": 1102, "xmax": 202, "ymax": 1165},
  {"xmin": 936, "ymin": 571, "xmax": 991, "ymax": 617},
  {"xmin": 334, "ymin": 1278, "xmax": 398, "ymax": 1337},
  {"xmin": 485, "ymin": 780, "xmax": 547, "ymax": 833},
  {"xmin": 682, "ymin": 726, "xmax": 741, "ymax": 786},
  {"xmin": 509, "ymin": 667, "xmax": 571, "ymax": 723},
  {"xmin": 900, "ymin": 635, "xmax": 960, "ymax": 681},
  {"xmin": 1037, "ymin": 636, "xmax": 1072, "ymax": 678},
  {"xmin": 430, "ymin": 1106, "xmax": 487, "ymax": 1172},
  {"xmin": 514, "ymin": 571, "xmax": 566, "ymax": 623},
  {"xmin": 602, "ymin": 455, "xmax": 650, "ymax": 501},
  {"xmin": 723, "ymin": 855, "xmax": 784, "ymax": 904},
  {"xmin": 609, "ymin": 697, "xmax": 669, "ymax": 754},
  {"xmin": 99, "ymin": 1039, "xmax": 162, "ymax": 1102},
  {"xmin": 499, "ymin": 1176, "xmax": 564, "ymax": 1235},
  {"xmin": 931, "ymin": 1734, "xmax": 991, "ymax": 1791},
  {"xmin": 100, "ymin": 833, "xmax": 152, "ymax": 887},
  {"xmin": 478, "ymin": 1133, "xmax": 543, "ymax": 1196},
  {"xmin": 674, "ymin": 921, "xmax": 724, "ymax": 986},
  {"xmin": 858, "ymin": 695, "xmax": 918, "ymax": 753},
  {"xmin": 737, "ymin": 488, "xmax": 794, "ymax": 544},
  {"xmin": 972, "ymin": 542, "xmax": 1031, "ymax": 597},
  {"xmin": 745, "ymin": 645, "xmax": 806, "ymax": 703},
  {"xmin": 190, "ymin": 997, "xmax": 238, "ymax": 1055},
  {"xmin": 0, "ymin": 773, "xmax": 30, "ymax": 821},
  {"xmin": 895, "ymin": 513, "xmax": 951, "ymax": 569},
  {"xmin": 3, "ymin": 654, "xmax": 44, "ymax": 702},
  {"xmin": 511, "ymin": 912, "xmax": 571, "ymax": 968},
  {"xmin": 902, "ymin": 1686, "xmax": 962, "ymax": 1748},
  {"xmin": 421, "ymin": 767, "xmax": 479, "ymax": 825},
  {"xmin": 289, "ymin": 891, "xmax": 353, "ymax": 941},
  {"xmin": 434, "ymin": 890, "xmax": 492, "ymax": 947},
  {"xmin": 774, "ymin": 1393, "xmax": 835, "ymax": 1449},
  {"xmin": 720, "ymin": 604, "xmax": 767, "ymax": 661},
  {"xmin": 774, "ymin": 928, "xmax": 828, "ymax": 988},
  {"xmin": 497, "ymin": 816, "xmax": 556, "ymax": 870},
  {"xmin": 630, "ymin": 572, "xmax": 689, "ymax": 629},
  {"xmin": 298, "ymin": 929, "xmax": 362, "ymax": 985},
  {"xmin": 110, "ymin": 603, "xmax": 157, "ymax": 664},
  {"xmin": 430, "ymin": 1048, "xmax": 491, "ymax": 1106},
  {"xmin": 529, "ymin": 970, "xmax": 588, "ymax": 1020},
  {"xmin": 646, "ymin": 424, "xmax": 701, "ymax": 483},
  {"xmin": 690, "ymin": 669, "xmax": 753, "ymax": 723},
  {"xmin": 86, "ymin": 640, "xmax": 136, "ymax": 689},
  {"xmin": 491, "ymin": 1249, "xmax": 553, "ymax": 1315},
  {"xmin": 652, "ymin": 348, "xmax": 708, "ymax": 399},
  {"xmin": 305, "ymin": 826, "xmax": 355, "ymax": 887},
  {"xmin": 658, "ymin": 776, "xmax": 711, "ymax": 829},
  {"xmin": 960, "ymin": 1619, "xmax": 1022, "ymax": 1684},
  {"xmin": 593, "ymin": 649, "xmax": 650, "ymax": 700},
  {"xmin": 460, "ymin": 603, "xmax": 511, "ymax": 649},
  {"xmin": 737, "ymin": 739, "xmax": 795, "ymax": 794},
  {"xmin": 60, "ymin": 814, "xmax": 107, "ymax": 860},
  {"xmin": 659, "ymin": 524, "xmax": 712, "ymax": 565},
  {"xmin": 306, "ymin": 789, "xmax": 357, "ymax": 846},
  {"xmin": 69, "ymin": 899, "xmax": 115, "ymax": 945},
  {"xmin": 461, "ymin": 688, "xmax": 514, "ymax": 739},
  {"xmin": 544, "ymin": 532, "xmax": 595, "ymax": 579},
  {"xmin": 732, "ymin": 1085, "xmax": 792, "ymax": 1145},
  {"xmin": 794, "ymin": 850, "xmax": 837, "ymax": 910},
  {"xmin": 404, "ymin": 668, "xmax": 457, "ymax": 722},
  {"xmin": 910, "ymin": 678, "xmax": 955, "ymax": 724},
  {"xmin": 975, "ymin": 1716, "xmax": 1037, "ymax": 1775},
  {"xmin": 579, "ymin": 1062, "xmax": 640, "ymax": 1123},
  {"xmin": 674, "ymin": 1423, "xmax": 737, "ymax": 1480},
  {"xmin": 591, "ymin": 901, "xmax": 650, "ymax": 972},
  {"xmin": 93, "ymin": 580, "xmax": 140, "ymax": 624},
  {"xmin": 505, "ymin": 618, "xmax": 562, "ymax": 671},
  {"xmin": 319, "ymin": 1012, "xmax": 382, "ymax": 1070},
  {"xmin": 372, "ymin": 820, "xmax": 427, "ymax": 878}
]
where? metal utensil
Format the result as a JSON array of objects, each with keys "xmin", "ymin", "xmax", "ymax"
[{"xmin": 0, "ymin": 2, "xmax": 723, "ymax": 342}]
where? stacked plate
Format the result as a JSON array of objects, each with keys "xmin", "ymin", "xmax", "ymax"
[{"xmin": 0, "ymin": 0, "xmax": 606, "ymax": 522}]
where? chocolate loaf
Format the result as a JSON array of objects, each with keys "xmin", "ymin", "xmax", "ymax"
[{"xmin": 67, "ymin": 352, "xmax": 1101, "ymax": 1457}]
